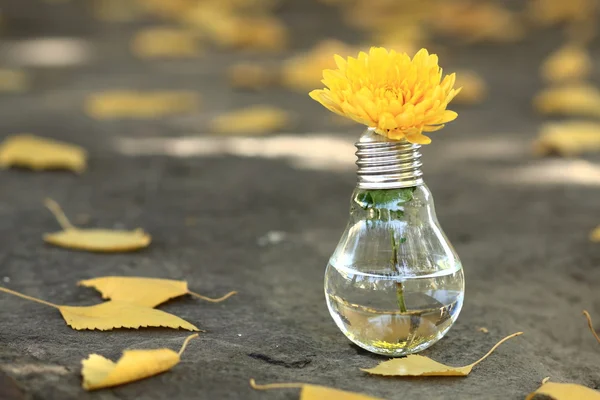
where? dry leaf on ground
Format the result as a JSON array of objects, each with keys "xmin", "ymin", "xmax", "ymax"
[
  {"xmin": 79, "ymin": 276, "xmax": 237, "ymax": 308},
  {"xmin": 525, "ymin": 381, "xmax": 600, "ymax": 400},
  {"xmin": 210, "ymin": 106, "xmax": 290, "ymax": 135},
  {"xmin": 92, "ymin": 0, "xmax": 140, "ymax": 22},
  {"xmin": 454, "ymin": 70, "xmax": 487, "ymax": 104},
  {"xmin": 228, "ymin": 63, "xmax": 274, "ymax": 90},
  {"xmin": 583, "ymin": 311, "xmax": 600, "ymax": 343},
  {"xmin": 541, "ymin": 45, "xmax": 591, "ymax": 83},
  {"xmin": 250, "ymin": 379, "xmax": 383, "ymax": 400},
  {"xmin": 528, "ymin": 0, "xmax": 596, "ymax": 26},
  {"xmin": 533, "ymin": 84, "xmax": 600, "ymax": 117},
  {"xmin": 0, "ymin": 69, "xmax": 28, "ymax": 92},
  {"xmin": 43, "ymin": 199, "xmax": 151, "ymax": 252},
  {"xmin": 361, "ymin": 332, "xmax": 522, "ymax": 377},
  {"xmin": 0, "ymin": 135, "xmax": 87, "ymax": 173},
  {"xmin": 591, "ymin": 226, "xmax": 600, "ymax": 242},
  {"xmin": 131, "ymin": 28, "xmax": 201, "ymax": 59},
  {"xmin": 281, "ymin": 39, "xmax": 357, "ymax": 91},
  {"xmin": 85, "ymin": 90, "xmax": 199, "ymax": 119},
  {"xmin": 532, "ymin": 121, "xmax": 600, "ymax": 156},
  {"xmin": 82, "ymin": 333, "xmax": 198, "ymax": 390},
  {"xmin": 478, "ymin": 327, "xmax": 489, "ymax": 333},
  {"xmin": 0, "ymin": 286, "xmax": 199, "ymax": 331}
]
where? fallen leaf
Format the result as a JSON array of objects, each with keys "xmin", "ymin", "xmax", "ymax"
[
  {"xmin": 43, "ymin": 198, "xmax": 151, "ymax": 252},
  {"xmin": 525, "ymin": 381, "xmax": 600, "ymax": 400},
  {"xmin": 0, "ymin": 134, "xmax": 87, "ymax": 173},
  {"xmin": 454, "ymin": 70, "xmax": 488, "ymax": 104},
  {"xmin": 361, "ymin": 332, "xmax": 522, "ymax": 377},
  {"xmin": 91, "ymin": 0, "xmax": 140, "ymax": 22},
  {"xmin": 583, "ymin": 310, "xmax": 600, "ymax": 343},
  {"xmin": 0, "ymin": 69, "xmax": 28, "ymax": 92},
  {"xmin": 541, "ymin": 45, "xmax": 591, "ymax": 83},
  {"xmin": 432, "ymin": 2, "xmax": 524, "ymax": 43},
  {"xmin": 591, "ymin": 226, "xmax": 600, "ymax": 242},
  {"xmin": 228, "ymin": 63, "xmax": 274, "ymax": 90},
  {"xmin": 210, "ymin": 106, "xmax": 290, "ymax": 135},
  {"xmin": 79, "ymin": 276, "xmax": 237, "ymax": 308},
  {"xmin": 478, "ymin": 327, "xmax": 489, "ymax": 333},
  {"xmin": 528, "ymin": 0, "xmax": 596, "ymax": 26},
  {"xmin": 0, "ymin": 286, "xmax": 199, "ymax": 331},
  {"xmin": 542, "ymin": 377, "xmax": 551, "ymax": 384},
  {"xmin": 250, "ymin": 379, "xmax": 383, "ymax": 400},
  {"xmin": 131, "ymin": 28, "xmax": 201, "ymax": 59},
  {"xmin": 534, "ymin": 84, "xmax": 600, "ymax": 117},
  {"xmin": 532, "ymin": 121, "xmax": 600, "ymax": 156},
  {"xmin": 282, "ymin": 40, "xmax": 357, "ymax": 91},
  {"xmin": 85, "ymin": 90, "xmax": 199, "ymax": 120},
  {"xmin": 82, "ymin": 333, "xmax": 198, "ymax": 390}
]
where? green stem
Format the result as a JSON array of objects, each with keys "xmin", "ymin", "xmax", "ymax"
[{"xmin": 390, "ymin": 230, "xmax": 407, "ymax": 313}]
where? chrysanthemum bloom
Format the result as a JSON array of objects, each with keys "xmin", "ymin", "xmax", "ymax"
[{"xmin": 309, "ymin": 47, "xmax": 461, "ymax": 144}]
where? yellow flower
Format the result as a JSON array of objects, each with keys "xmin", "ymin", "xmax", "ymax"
[{"xmin": 309, "ymin": 47, "xmax": 461, "ymax": 144}]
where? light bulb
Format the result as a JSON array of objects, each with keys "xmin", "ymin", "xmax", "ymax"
[{"xmin": 324, "ymin": 129, "xmax": 465, "ymax": 356}]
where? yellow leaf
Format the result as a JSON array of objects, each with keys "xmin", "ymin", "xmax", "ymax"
[
  {"xmin": 454, "ymin": 70, "xmax": 488, "ymax": 105},
  {"xmin": 210, "ymin": 106, "xmax": 290, "ymax": 135},
  {"xmin": 85, "ymin": 90, "xmax": 199, "ymax": 120},
  {"xmin": 0, "ymin": 69, "xmax": 29, "ymax": 92},
  {"xmin": 361, "ymin": 332, "xmax": 522, "ymax": 377},
  {"xmin": 525, "ymin": 381, "xmax": 600, "ymax": 400},
  {"xmin": 0, "ymin": 134, "xmax": 87, "ymax": 173},
  {"xmin": 228, "ymin": 63, "xmax": 273, "ymax": 90},
  {"xmin": 583, "ymin": 310, "xmax": 600, "ymax": 343},
  {"xmin": 0, "ymin": 286, "xmax": 200, "ymax": 331},
  {"xmin": 131, "ymin": 28, "xmax": 201, "ymax": 59},
  {"xmin": 79, "ymin": 276, "xmax": 237, "ymax": 308},
  {"xmin": 250, "ymin": 379, "xmax": 383, "ymax": 400},
  {"xmin": 43, "ymin": 199, "xmax": 151, "ymax": 252},
  {"xmin": 82, "ymin": 333, "xmax": 198, "ymax": 390},
  {"xmin": 541, "ymin": 45, "xmax": 591, "ymax": 83},
  {"xmin": 532, "ymin": 121, "xmax": 600, "ymax": 156},
  {"xmin": 533, "ymin": 84, "xmax": 600, "ymax": 117},
  {"xmin": 590, "ymin": 226, "xmax": 600, "ymax": 242}
]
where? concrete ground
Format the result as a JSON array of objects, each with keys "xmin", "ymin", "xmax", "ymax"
[{"xmin": 0, "ymin": 1, "xmax": 599, "ymax": 399}]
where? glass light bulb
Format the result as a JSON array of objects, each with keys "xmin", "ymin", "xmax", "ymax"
[{"xmin": 324, "ymin": 130, "xmax": 465, "ymax": 356}]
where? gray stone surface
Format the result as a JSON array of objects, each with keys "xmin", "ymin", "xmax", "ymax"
[{"xmin": 0, "ymin": 1, "xmax": 599, "ymax": 399}]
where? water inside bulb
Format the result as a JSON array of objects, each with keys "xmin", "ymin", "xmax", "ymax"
[{"xmin": 324, "ymin": 185, "xmax": 465, "ymax": 356}]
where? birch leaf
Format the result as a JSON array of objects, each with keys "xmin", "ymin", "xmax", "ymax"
[
  {"xmin": 0, "ymin": 286, "xmax": 199, "ymax": 331},
  {"xmin": 43, "ymin": 199, "xmax": 151, "ymax": 252},
  {"xmin": 534, "ymin": 84, "xmax": 600, "ymax": 117},
  {"xmin": 533, "ymin": 121, "xmax": 600, "ymax": 156},
  {"xmin": 361, "ymin": 332, "xmax": 522, "ymax": 377},
  {"xmin": 250, "ymin": 379, "xmax": 383, "ymax": 400},
  {"xmin": 541, "ymin": 45, "xmax": 591, "ymax": 83},
  {"xmin": 82, "ymin": 333, "xmax": 198, "ymax": 390},
  {"xmin": 79, "ymin": 276, "xmax": 237, "ymax": 308},
  {"xmin": 525, "ymin": 381, "xmax": 600, "ymax": 400},
  {"xmin": 0, "ymin": 134, "xmax": 87, "ymax": 173},
  {"xmin": 583, "ymin": 310, "xmax": 600, "ymax": 343}
]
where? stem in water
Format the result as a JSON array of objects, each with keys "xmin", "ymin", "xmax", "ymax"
[{"xmin": 390, "ymin": 230, "xmax": 407, "ymax": 313}]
